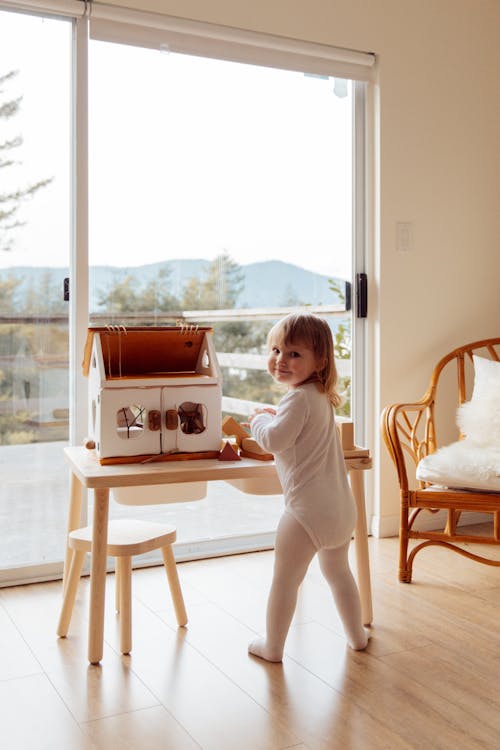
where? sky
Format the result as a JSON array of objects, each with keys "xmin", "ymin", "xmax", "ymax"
[{"xmin": 0, "ymin": 9, "xmax": 353, "ymax": 280}]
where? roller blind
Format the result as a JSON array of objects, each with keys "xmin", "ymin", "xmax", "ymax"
[
  {"xmin": 0, "ymin": 0, "xmax": 82, "ymax": 15},
  {"xmin": 89, "ymin": 3, "xmax": 376, "ymax": 82}
]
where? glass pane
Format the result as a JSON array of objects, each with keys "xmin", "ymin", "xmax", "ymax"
[
  {"xmin": 88, "ymin": 41, "xmax": 353, "ymax": 547},
  {"xmin": 0, "ymin": 11, "xmax": 72, "ymax": 573}
]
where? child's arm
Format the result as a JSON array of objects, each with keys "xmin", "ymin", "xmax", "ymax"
[{"xmin": 250, "ymin": 391, "xmax": 307, "ymax": 454}]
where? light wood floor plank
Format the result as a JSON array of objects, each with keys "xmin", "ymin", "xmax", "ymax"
[
  {"xmin": 0, "ymin": 601, "xmax": 42, "ymax": 680},
  {"xmin": 82, "ymin": 705, "xmax": 202, "ymax": 750},
  {"xmin": 0, "ymin": 673, "xmax": 96, "ymax": 749},
  {"xmin": 381, "ymin": 645, "xmax": 500, "ymax": 733}
]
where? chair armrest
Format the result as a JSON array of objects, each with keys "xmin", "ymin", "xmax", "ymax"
[{"xmin": 381, "ymin": 399, "xmax": 434, "ymax": 492}]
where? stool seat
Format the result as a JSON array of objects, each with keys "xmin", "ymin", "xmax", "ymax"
[
  {"xmin": 69, "ymin": 519, "xmax": 177, "ymax": 557},
  {"xmin": 58, "ymin": 519, "xmax": 187, "ymax": 655}
]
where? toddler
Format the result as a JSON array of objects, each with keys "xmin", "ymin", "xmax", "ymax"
[{"xmin": 248, "ymin": 312, "xmax": 369, "ymax": 662}]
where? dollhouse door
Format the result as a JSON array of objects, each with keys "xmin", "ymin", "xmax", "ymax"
[
  {"xmin": 161, "ymin": 385, "xmax": 221, "ymax": 454},
  {"xmin": 98, "ymin": 387, "xmax": 162, "ymax": 458}
]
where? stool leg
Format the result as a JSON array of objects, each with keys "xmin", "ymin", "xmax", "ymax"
[
  {"xmin": 161, "ymin": 545, "xmax": 187, "ymax": 627},
  {"xmin": 62, "ymin": 473, "xmax": 83, "ymax": 594},
  {"xmin": 57, "ymin": 549, "xmax": 86, "ymax": 637},
  {"xmin": 115, "ymin": 561, "xmax": 121, "ymax": 613},
  {"xmin": 117, "ymin": 556, "xmax": 132, "ymax": 654}
]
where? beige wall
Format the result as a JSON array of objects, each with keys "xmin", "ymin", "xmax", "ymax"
[{"xmin": 105, "ymin": 0, "xmax": 500, "ymax": 534}]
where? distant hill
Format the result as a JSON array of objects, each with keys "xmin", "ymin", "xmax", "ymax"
[
  {"xmin": 0, "ymin": 259, "xmax": 346, "ymax": 310},
  {"xmin": 239, "ymin": 260, "xmax": 341, "ymax": 307}
]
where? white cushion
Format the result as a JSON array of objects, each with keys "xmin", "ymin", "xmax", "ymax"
[
  {"xmin": 416, "ymin": 439, "xmax": 500, "ymax": 493},
  {"xmin": 416, "ymin": 354, "xmax": 500, "ymax": 492},
  {"xmin": 470, "ymin": 355, "xmax": 500, "ymax": 400},
  {"xmin": 456, "ymin": 356, "xmax": 500, "ymax": 444}
]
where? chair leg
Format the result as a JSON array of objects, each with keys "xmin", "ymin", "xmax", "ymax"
[
  {"xmin": 57, "ymin": 549, "xmax": 86, "ymax": 637},
  {"xmin": 117, "ymin": 556, "xmax": 132, "ymax": 654},
  {"xmin": 161, "ymin": 545, "xmax": 188, "ymax": 627},
  {"xmin": 399, "ymin": 491, "xmax": 412, "ymax": 583},
  {"xmin": 445, "ymin": 509, "xmax": 460, "ymax": 536}
]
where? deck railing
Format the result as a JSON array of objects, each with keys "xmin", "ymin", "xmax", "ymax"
[{"xmin": 0, "ymin": 304, "xmax": 350, "ymax": 427}]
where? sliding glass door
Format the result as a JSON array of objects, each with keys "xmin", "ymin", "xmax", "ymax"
[
  {"xmin": 0, "ymin": 6, "xmax": 368, "ymax": 583},
  {"xmin": 0, "ymin": 8, "xmax": 73, "ymax": 582}
]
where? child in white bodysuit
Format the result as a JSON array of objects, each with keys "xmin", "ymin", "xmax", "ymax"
[{"xmin": 248, "ymin": 312, "xmax": 369, "ymax": 662}]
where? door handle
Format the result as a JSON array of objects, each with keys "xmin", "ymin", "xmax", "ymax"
[{"xmin": 165, "ymin": 409, "xmax": 179, "ymax": 430}]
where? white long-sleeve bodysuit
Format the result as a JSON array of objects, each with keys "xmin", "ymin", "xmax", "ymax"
[{"xmin": 251, "ymin": 382, "xmax": 356, "ymax": 550}]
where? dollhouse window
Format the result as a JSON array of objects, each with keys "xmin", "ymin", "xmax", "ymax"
[
  {"xmin": 116, "ymin": 404, "xmax": 145, "ymax": 439},
  {"xmin": 178, "ymin": 402, "xmax": 206, "ymax": 435}
]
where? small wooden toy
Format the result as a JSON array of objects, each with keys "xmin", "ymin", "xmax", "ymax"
[
  {"xmin": 221, "ymin": 415, "xmax": 273, "ymax": 461},
  {"xmin": 217, "ymin": 440, "xmax": 242, "ymax": 461},
  {"xmin": 239, "ymin": 436, "xmax": 274, "ymax": 461},
  {"xmin": 221, "ymin": 415, "xmax": 249, "ymax": 446}
]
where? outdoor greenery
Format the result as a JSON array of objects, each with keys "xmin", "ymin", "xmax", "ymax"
[
  {"xmin": 0, "ymin": 249, "xmax": 352, "ymax": 444},
  {"xmin": 0, "ymin": 70, "xmax": 52, "ymax": 253},
  {"xmin": 0, "ymin": 70, "xmax": 57, "ymax": 442}
]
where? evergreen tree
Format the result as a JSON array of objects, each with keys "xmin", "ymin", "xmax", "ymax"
[
  {"xmin": 0, "ymin": 276, "xmax": 21, "ymax": 314},
  {"xmin": 181, "ymin": 252, "xmax": 244, "ymax": 310},
  {"xmin": 0, "ymin": 71, "xmax": 52, "ymax": 252},
  {"xmin": 97, "ymin": 268, "xmax": 180, "ymax": 315}
]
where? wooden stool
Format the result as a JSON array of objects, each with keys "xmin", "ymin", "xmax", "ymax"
[{"xmin": 57, "ymin": 519, "xmax": 187, "ymax": 655}]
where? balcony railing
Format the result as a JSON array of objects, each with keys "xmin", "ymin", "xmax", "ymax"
[{"xmin": 0, "ymin": 304, "xmax": 351, "ymax": 434}]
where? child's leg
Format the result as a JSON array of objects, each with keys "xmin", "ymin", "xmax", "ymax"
[
  {"xmin": 249, "ymin": 512, "xmax": 316, "ymax": 662},
  {"xmin": 318, "ymin": 543, "xmax": 369, "ymax": 650}
]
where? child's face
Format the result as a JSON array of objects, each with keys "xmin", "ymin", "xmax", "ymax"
[{"xmin": 267, "ymin": 338, "xmax": 320, "ymax": 388}]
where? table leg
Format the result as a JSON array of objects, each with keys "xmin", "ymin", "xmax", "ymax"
[
  {"xmin": 62, "ymin": 471, "xmax": 84, "ymax": 594},
  {"xmin": 349, "ymin": 468, "xmax": 373, "ymax": 626},
  {"xmin": 88, "ymin": 487, "xmax": 110, "ymax": 665}
]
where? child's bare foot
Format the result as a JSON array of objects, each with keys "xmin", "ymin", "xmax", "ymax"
[
  {"xmin": 349, "ymin": 627, "xmax": 371, "ymax": 651},
  {"xmin": 248, "ymin": 637, "xmax": 283, "ymax": 663}
]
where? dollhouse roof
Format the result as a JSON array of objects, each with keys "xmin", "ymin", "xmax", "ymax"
[{"xmin": 82, "ymin": 326, "xmax": 215, "ymax": 379}]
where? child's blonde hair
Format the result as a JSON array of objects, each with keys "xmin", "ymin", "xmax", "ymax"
[{"xmin": 267, "ymin": 312, "xmax": 341, "ymax": 407}]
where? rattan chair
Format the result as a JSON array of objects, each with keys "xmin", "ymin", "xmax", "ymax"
[{"xmin": 381, "ymin": 338, "xmax": 500, "ymax": 583}]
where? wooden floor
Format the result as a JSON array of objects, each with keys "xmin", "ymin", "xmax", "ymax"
[{"xmin": 2, "ymin": 527, "xmax": 500, "ymax": 750}]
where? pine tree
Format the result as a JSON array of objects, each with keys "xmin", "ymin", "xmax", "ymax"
[
  {"xmin": 0, "ymin": 70, "xmax": 52, "ymax": 252},
  {"xmin": 97, "ymin": 268, "xmax": 180, "ymax": 315},
  {"xmin": 181, "ymin": 252, "xmax": 244, "ymax": 311}
]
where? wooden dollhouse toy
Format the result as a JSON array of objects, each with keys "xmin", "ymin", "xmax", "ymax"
[{"xmin": 82, "ymin": 325, "xmax": 222, "ymax": 465}]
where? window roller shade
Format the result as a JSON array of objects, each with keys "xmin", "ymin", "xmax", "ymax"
[{"xmin": 89, "ymin": 4, "xmax": 376, "ymax": 82}]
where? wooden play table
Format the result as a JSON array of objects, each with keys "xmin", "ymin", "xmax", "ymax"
[{"xmin": 62, "ymin": 444, "xmax": 372, "ymax": 664}]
